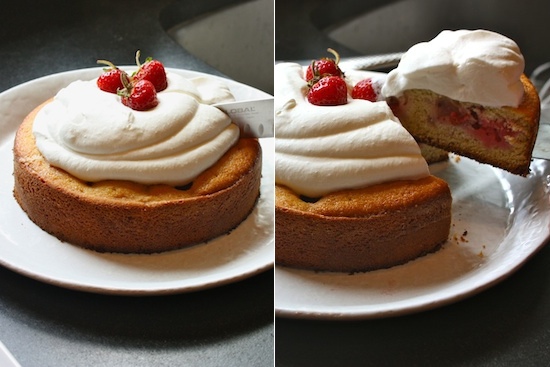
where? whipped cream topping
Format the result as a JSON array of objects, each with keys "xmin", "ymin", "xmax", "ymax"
[
  {"xmin": 275, "ymin": 63, "xmax": 429, "ymax": 197},
  {"xmin": 382, "ymin": 29, "xmax": 525, "ymax": 107},
  {"xmin": 33, "ymin": 72, "xmax": 239, "ymax": 186}
]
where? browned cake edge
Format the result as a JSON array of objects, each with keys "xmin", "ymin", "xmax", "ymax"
[
  {"xmin": 13, "ymin": 102, "xmax": 262, "ymax": 253},
  {"xmin": 275, "ymin": 176, "xmax": 452, "ymax": 272}
]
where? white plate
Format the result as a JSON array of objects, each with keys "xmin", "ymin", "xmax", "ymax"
[
  {"xmin": 276, "ymin": 157, "xmax": 550, "ymax": 319},
  {"xmin": 0, "ymin": 342, "xmax": 21, "ymax": 367},
  {"xmin": 0, "ymin": 68, "xmax": 274, "ymax": 295}
]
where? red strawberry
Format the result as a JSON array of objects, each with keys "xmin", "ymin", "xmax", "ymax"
[
  {"xmin": 352, "ymin": 78, "xmax": 380, "ymax": 102},
  {"xmin": 307, "ymin": 76, "xmax": 348, "ymax": 106},
  {"xmin": 305, "ymin": 48, "xmax": 343, "ymax": 82},
  {"xmin": 133, "ymin": 50, "xmax": 167, "ymax": 92},
  {"xmin": 96, "ymin": 60, "xmax": 129, "ymax": 94},
  {"xmin": 120, "ymin": 79, "xmax": 158, "ymax": 111}
]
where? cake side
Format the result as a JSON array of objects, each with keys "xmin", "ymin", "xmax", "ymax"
[
  {"xmin": 275, "ymin": 176, "xmax": 452, "ymax": 272},
  {"xmin": 14, "ymin": 102, "xmax": 262, "ymax": 253}
]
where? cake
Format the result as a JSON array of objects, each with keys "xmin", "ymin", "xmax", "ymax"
[
  {"xmin": 275, "ymin": 62, "xmax": 452, "ymax": 272},
  {"xmin": 13, "ymin": 66, "xmax": 262, "ymax": 253},
  {"xmin": 419, "ymin": 143, "xmax": 449, "ymax": 164},
  {"xmin": 382, "ymin": 30, "xmax": 540, "ymax": 176}
]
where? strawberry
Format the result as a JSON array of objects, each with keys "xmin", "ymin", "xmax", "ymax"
[
  {"xmin": 307, "ymin": 76, "xmax": 348, "ymax": 106},
  {"xmin": 133, "ymin": 50, "xmax": 168, "ymax": 92},
  {"xmin": 96, "ymin": 60, "xmax": 129, "ymax": 94},
  {"xmin": 351, "ymin": 78, "xmax": 381, "ymax": 102},
  {"xmin": 119, "ymin": 79, "xmax": 158, "ymax": 111},
  {"xmin": 305, "ymin": 48, "xmax": 343, "ymax": 83}
]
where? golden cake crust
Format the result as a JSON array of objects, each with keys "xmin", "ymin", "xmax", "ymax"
[
  {"xmin": 13, "ymin": 101, "xmax": 262, "ymax": 253},
  {"xmin": 275, "ymin": 176, "xmax": 452, "ymax": 272},
  {"xmin": 387, "ymin": 75, "xmax": 540, "ymax": 176}
]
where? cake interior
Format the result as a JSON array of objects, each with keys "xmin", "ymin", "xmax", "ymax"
[{"xmin": 386, "ymin": 75, "xmax": 540, "ymax": 176}]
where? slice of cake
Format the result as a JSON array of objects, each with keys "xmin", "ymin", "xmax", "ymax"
[
  {"xmin": 419, "ymin": 143, "xmax": 449, "ymax": 164},
  {"xmin": 13, "ymin": 56, "xmax": 262, "ymax": 253},
  {"xmin": 382, "ymin": 29, "xmax": 540, "ymax": 176},
  {"xmin": 275, "ymin": 62, "xmax": 452, "ymax": 272}
]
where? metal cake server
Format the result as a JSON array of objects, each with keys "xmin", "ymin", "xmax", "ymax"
[{"xmin": 214, "ymin": 98, "xmax": 274, "ymax": 138}]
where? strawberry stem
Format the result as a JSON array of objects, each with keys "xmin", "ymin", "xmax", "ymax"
[
  {"xmin": 97, "ymin": 59, "xmax": 117, "ymax": 70},
  {"xmin": 117, "ymin": 72, "xmax": 132, "ymax": 97},
  {"xmin": 135, "ymin": 50, "xmax": 142, "ymax": 68},
  {"xmin": 327, "ymin": 48, "xmax": 340, "ymax": 65}
]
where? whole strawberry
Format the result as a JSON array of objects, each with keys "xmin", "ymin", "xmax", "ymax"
[
  {"xmin": 133, "ymin": 50, "xmax": 168, "ymax": 92},
  {"xmin": 120, "ymin": 79, "xmax": 158, "ymax": 111},
  {"xmin": 96, "ymin": 60, "xmax": 129, "ymax": 94},
  {"xmin": 352, "ymin": 78, "xmax": 381, "ymax": 102},
  {"xmin": 307, "ymin": 76, "xmax": 348, "ymax": 106},
  {"xmin": 305, "ymin": 48, "xmax": 343, "ymax": 82}
]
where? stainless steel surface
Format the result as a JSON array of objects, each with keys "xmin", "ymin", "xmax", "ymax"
[
  {"xmin": 215, "ymin": 98, "xmax": 274, "ymax": 138},
  {"xmin": 168, "ymin": 0, "xmax": 274, "ymax": 94}
]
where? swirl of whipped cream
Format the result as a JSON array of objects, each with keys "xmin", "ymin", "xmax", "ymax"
[
  {"xmin": 382, "ymin": 29, "xmax": 525, "ymax": 107},
  {"xmin": 275, "ymin": 63, "xmax": 429, "ymax": 198},
  {"xmin": 33, "ymin": 72, "xmax": 239, "ymax": 186}
]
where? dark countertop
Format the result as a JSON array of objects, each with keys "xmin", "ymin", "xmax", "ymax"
[
  {"xmin": 0, "ymin": 1, "xmax": 273, "ymax": 366},
  {"xmin": 275, "ymin": 0, "xmax": 550, "ymax": 366}
]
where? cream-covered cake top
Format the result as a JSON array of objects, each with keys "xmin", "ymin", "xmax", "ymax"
[
  {"xmin": 275, "ymin": 62, "xmax": 429, "ymax": 197},
  {"xmin": 382, "ymin": 29, "xmax": 525, "ymax": 107},
  {"xmin": 33, "ymin": 72, "xmax": 239, "ymax": 186}
]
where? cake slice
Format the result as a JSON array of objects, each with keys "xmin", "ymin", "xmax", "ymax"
[
  {"xmin": 382, "ymin": 30, "xmax": 540, "ymax": 176},
  {"xmin": 419, "ymin": 143, "xmax": 448, "ymax": 164}
]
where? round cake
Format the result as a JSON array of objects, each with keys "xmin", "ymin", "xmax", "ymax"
[
  {"xmin": 13, "ymin": 69, "xmax": 262, "ymax": 253},
  {"xmin": 275, "ymin": 62, "xmax": 452, "ymax": 272}
]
